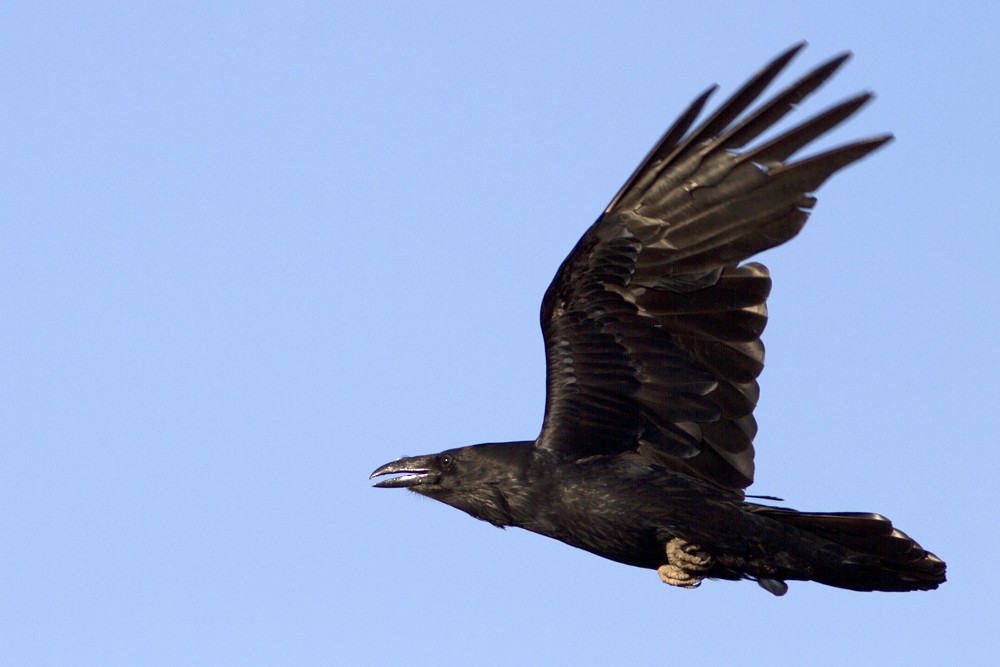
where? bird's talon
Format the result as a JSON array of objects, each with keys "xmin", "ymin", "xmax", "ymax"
[
  {"xmin": 657, "ymin": 564, "xmax": 702, "ymax": 588},
  {"xmin": 665, "ymin": 537, "xmax": 712, "ymax": 572}
]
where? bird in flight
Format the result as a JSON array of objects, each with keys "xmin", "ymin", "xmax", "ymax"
[{"xmin": 371, "ymin": 44, "xmax": 946, "ymax": 595}]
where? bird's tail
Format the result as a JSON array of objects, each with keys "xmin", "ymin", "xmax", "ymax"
[{"xmin": 749, "ymin": 507, "xmax": 946, "ymax": 592}]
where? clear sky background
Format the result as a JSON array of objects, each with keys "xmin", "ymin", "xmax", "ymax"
[{"xmin": 3, "ymin": 2, "xmax": 998, "ymax": 665}]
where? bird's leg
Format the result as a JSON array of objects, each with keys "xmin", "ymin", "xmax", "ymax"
[{"xmin": 657, "ymin": 537, "xmax": 713, "ymax": 589}]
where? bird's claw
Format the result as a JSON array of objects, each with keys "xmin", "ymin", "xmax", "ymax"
[
  {"xmin": 667, "ymin": 536, "xmax": 713, "ymax": 571},
  {"xmin": 658, "ymin": 537, "xmax": 712, "ymax": 589},
  {"xmin": 657, "ymin": 563, "xmax": 702, "ymax": 588}
]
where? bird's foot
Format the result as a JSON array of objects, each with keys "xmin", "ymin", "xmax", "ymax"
[
  {"xmin": 657, "ymin": 563, "xmax": 703, "ymax": 588},
  {"xmin": 657, "ymin": 537, "xmax": 713, "ymax": 589},
  {"xmin": 666, "ymin": 536, "xmax": 713, "ymax": 571}
]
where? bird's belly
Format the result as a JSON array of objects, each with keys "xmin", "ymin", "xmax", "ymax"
[
  {"xmin": 510, "ymin": 465, "xmax": 740, "ymax": 570},
  {"xmin": 514, "ymin": 490, "xmax": 675, "ymax": 569}
]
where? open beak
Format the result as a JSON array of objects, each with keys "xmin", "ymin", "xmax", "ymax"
[{"xmin": 370, "ymin": 455, "xmax": 441, "ymax": 488}]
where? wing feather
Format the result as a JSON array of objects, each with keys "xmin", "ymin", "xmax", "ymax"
[{"xmin": 536, "ymin": 47, "xmax": 890, "ymax": 494}]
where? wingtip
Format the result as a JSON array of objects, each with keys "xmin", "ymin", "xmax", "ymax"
[
  {"xmin": 762, "ymin": 42, "xmax": 808, "ymax": 77},
  {"xmin": 831, "ymin": 49, "xmax": 853, "ymax": 64},
  {"xmin": 864, "ymin": 133, "xmax": 895, "ymax": 150},
  {"xmin": 782, "ymin": 41, "xmax": 809, "ymax": 59},
  {"xmin": 788, "ymin": 47, "xmax": 855, "ymax": 83},
  {"xmin": 818, "ymin": 51, "xmax": 853, "ymax": 77},
  {"xmin": 696, "ymin": 83, "xmax": 719, "ymax": 102},
  {"xmin": 838, "ymin": 90, "xmax": 877, "ymax": 115}
]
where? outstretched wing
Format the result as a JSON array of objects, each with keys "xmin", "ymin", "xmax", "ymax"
[{"xmin": 535, "ymin": 44, "xmax": 891, "ymax": 494}]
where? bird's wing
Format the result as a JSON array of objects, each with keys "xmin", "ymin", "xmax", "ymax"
[{"xmin": 535, "ymin": 44, "xmax": 891, "ymax": 495}]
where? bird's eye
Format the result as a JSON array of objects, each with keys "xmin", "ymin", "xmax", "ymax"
[{"xmin": 440, "ymin": 455, "xmax": 454, "ymax": 470}]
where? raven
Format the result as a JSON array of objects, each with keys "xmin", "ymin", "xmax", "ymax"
[{"xmin": 371, "ymin": 44, "xmax": 946, "ymax": 595}]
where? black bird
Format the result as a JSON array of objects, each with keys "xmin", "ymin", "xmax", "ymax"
[{"xmin": 371, "ymin": 44, "xmax": 946, "ymax": 595}]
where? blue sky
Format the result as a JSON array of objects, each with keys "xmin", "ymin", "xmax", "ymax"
[{"xmin": 3, "ymin": 2, "xmax": 998, "ymax": 665}]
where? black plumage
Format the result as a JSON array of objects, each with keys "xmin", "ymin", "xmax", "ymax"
[{"xmin": 371, "ymin": 44, "xmax": 946, "ymax": 595}]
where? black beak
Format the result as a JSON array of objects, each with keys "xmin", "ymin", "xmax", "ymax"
[{"xmin": 370, "ymin": 455, "xmax": 441, "ymax": 488}]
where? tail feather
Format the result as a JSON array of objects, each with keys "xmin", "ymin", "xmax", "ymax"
[{"xmin": 752, "ymin": 507, "xmax": 946, "ymax": 592}]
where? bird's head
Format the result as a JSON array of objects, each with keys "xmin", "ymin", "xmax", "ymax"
[{"xmin": 370, "ymin": 441, "xmax": 534, "ymax": 526}]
